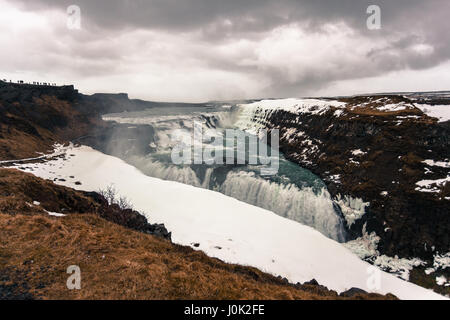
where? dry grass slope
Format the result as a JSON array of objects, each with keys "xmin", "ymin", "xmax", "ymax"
[
  {"xmin": 0, "ymin": 169, "xmax": 396, "ymax": 300},
  {"xmin": 0, "ymin": 212, "xmax": 395, "ymax": 300}
]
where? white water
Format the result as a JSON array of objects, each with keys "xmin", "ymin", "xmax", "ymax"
[
  {"xmin": 124, "ymin": 154, "xmax": 347, "ymax": 242},
  {"xmin": 103, "ymin": 104, "xmax": 348, "ymax": 242},
  {"xmin": 11, "ymin": 144, "xmax": 445, "ymax": 299},
  {"xmin": 220, "ymin": 171, "xmax": 346, "ymax": 242}
]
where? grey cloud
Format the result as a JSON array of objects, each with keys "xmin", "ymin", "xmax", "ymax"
[
  {"xmin": 6, "ymin": 0, "xmax": 450, "ymax": 100},
  {"xmin": 12, "ymin": 0, "xmax": 445, "ymax": 34}
]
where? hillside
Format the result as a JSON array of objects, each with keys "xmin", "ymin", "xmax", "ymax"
[
  {"xmin": 0, "ymin": 81, "xmax": 397, "ymax": 300},
  {"xmin": 0, "ymin": 168, "xmax": 394, "ymax": 300},
  {"xmin": 2, "ymin": 80, "xmax": 449, "ymax": 299},
  {"xmin": 237, "ymin": 96, "xmax": 450, "ymax": 260}
]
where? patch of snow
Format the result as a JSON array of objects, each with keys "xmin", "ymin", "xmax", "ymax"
[
  {"xmin": 239, "ymin": 98, "xmax": 346, "ymax": 115},
  {"xmin": 47, "ymin": 211, "xmax": 66, "ymax": 217},
  {"xmin": 436, "ymin": 276, "xmax": 449, "ymax": 287},
  {"xmin": 328, "ymin": 174, "xmax": 341, "ymax": 184},
  {"xmin": 380, "ymin": 191, "xmax": 388, "ymax": 196},
  {"xmin": 425, "ymin": 268, "xmax": 435, "ymax": 275},
  {"xmin": 9, "ymin": 145, "xmax": 446, "ymax": 300},
  {"xmin": 373, "ymin": 256, "xmax": 426, "ymax": 281},
  {"xmin": 334, "ymin": 109, "xmax": 344, "ymax": 117},
  {"xmin": 376, "ymin": 103, "xmax": 408, "ymax": 112},
  {"xmin": 345, "ymin": 226, "xmax": 426, "ymax": 282},
  {"xmin": 415, "ymin": 176, "xmax": 450, "ymax": 193},
  {"xmin": 423, "ymin": 159, "xmax": 450, "ymax": 168},
  {"xmin": 282, "ymin": 128, "xmax": 305, "ymax": 143},
  {"xmin": 0, "ymin": 143, "xmax": 71, "ymax": 164},
  {"xmin": 433, "ymin": 252, "xmax": 450, "ymax": 270},
  {"xmin": 335, "ymin": 194, "xmax": 369, "ymax": 227},
  {"xmin": 33, "ymin": 201, "xmax": 41, "ymax": 206},
  {"xmin": 414, "ymin": 104, "xmax": 450, "ymax": 122},
  {"xmin": 351, "ymin": 149, "xmax": 367, "ymax": 156},
  {"xmin": 396, "ymin": 115, "xmax": 420, "ymax": 119},
  {"xmin": 236, "ymin": 99, "xmax": 347, "ymax": 132},
  {"xmin": 423, "ymin": 252, "xmax": 450, "ymax": 277},
  {"xmin": 343, "ymin": 224, "xmax": 380, "ymax": 259}
]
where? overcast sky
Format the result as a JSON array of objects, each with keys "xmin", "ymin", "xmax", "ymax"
[{"xmin": 1, "ymin": 0, "xmax": 450, "ymax": 102}]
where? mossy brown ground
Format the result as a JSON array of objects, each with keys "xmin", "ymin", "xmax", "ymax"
[
  {"xmin": 0, "ymin": 81, "xmax": 430, "ymax": 299},
  {"xmin": 0, "ymin": 168, "xmax": 396, "ymax": 300}
]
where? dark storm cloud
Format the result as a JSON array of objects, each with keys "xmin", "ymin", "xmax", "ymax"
[
  {"xmin": 5, "ymin": 0, "xmax": 450, "ymax": 99},
  {"xmin": 12, "ymin": 0, "xmax": 446, "ymax": 33}
]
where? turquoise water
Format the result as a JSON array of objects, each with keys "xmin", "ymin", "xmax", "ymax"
[{"xmin": 103, "ymin": 105, "xmax": 347, "ymax": 242}]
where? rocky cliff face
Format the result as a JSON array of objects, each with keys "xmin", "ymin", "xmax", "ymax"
[
  {"xmin": 0, "ymin": 82, "xmax": 396, "ymax": 300},
  {"xmin": 0, "ymin": 81, "xmax": 157, "ymax": 160},
  {"xmin": 80, "ymin": 92, "xmax": 205, "ymax": 114},
  {"xmin": 239, "ymin": 95, "xmax": 450, "ymax": 259},
  {"xmin": 0, "ymin": 81, "xmax": 106, "ymax": 159},
  {"xmin": 2, "ymin": 80, "xmax": 448, "ymax": 261}
]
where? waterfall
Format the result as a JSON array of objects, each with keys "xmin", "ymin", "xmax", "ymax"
[
  {"xmin": 125, "ymin": 158, "xmax": 347, "ymax": 242},
  {"xmin": 105, "ymin": 104, "xmax": 349, "ymax": 243},
  {"xmin": 202, "ymin": 168, "xmax": 214, "ymax": 189},
  {"xmin": 127, "ymin": 156, "xmax": 203, "ymax": 187},
  {"xmin": 220, "ymin": 171, "xmax": 347, "ymax": 242}
]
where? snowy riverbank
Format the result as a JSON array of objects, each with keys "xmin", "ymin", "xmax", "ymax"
[{"xmin": 10, "ymin": 144, "xmax": 446, "ymax": 300}]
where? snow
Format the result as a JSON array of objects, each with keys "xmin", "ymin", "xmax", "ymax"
[
  {"xmin": 423, "ymin": 159, "xmax": 450, "ymax": 168},
  {"xmin": 235, "ymin": 98, "xmax": 346, "ymax": 135},
  {"xmin": 415, "ymin": 176, "xmax": 450, "ymax": 193},
  {"xmin": 0, "ymin": 155, "xmax": 47, "ymax": 164},
  {"xmin": 414, "ymin": 104, "xmax": 450, "ymax": 122},
  {"xmin": 0, "ymin": 143, "xmax": 69, "ymax": 164},
  {"xmin": 9, "ymin": 145, "xmax": 446, "ymax": 300},
  {"xmin": 334, "ymin": 109, "xmax": 344, "ymax": 117},
  {"xmin": 416, "ymin": 158, "xmax": 450, "ymax": 193},
  {"xmin": 373, "ymin": 256, "xmax": 426, "ymax": 281},
  {"xmin": 327, "ymin": 174, "xmax": 341, "ymax": 185},
  {"xmin": 239, "ymin": 98, "xmax": 346, "ymax": 114},
  {"xmin": 422, "ymin": 253, "xmax": 450, "ymax": 278},
  {"xmin": 334, "ymin": 194, "xmax": 369, "ymax": 227},
  {"xmin": 47, "ymin": 211, "xmax": 66, "ymax": 217},
  {"xmin": 343, "ymin": 225, "xmax": 380, "ymax": 260},
  {"xmin": 433, "ymin": 252, "xmax": 450, "ymax": 271},
  {"xmin": 376, "ymin": 103, "xmax": 408, "ymax": 112},
  {"xmin": 425, "ymin": 268, "xmax": 435, "ymax": 275},
  {"xmin": 344, "ymin": 227, "xmax": 427, "ymax": 282},
  {"xmin": 238, "ymin": 98, "xmax": 346, "ymax": 116},
  {"xmin": 351, "ymin": 149, "xmax": 367, "ymax": 156},
  {"xmin": 436, "ymin": 276, "xmax": 449, "ymax": 287}
]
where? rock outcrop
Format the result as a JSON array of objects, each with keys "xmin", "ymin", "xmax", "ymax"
[{"xmin": 240, "ymin": 95, "xmax": 450, "ymax": 259}]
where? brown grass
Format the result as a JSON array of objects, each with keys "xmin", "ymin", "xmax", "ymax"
[
  {"xmin": 0, "ymin": 170, "xmax": 396, "ymax": 300},
  {"xmin": 0, "ymin": 212, "xmax": 396, "ymax": 300},
  {"xmin": 0, "ymin": 169, "xmax": 99, "ymax": 215},
  {"xmin": 336, "ymin": 95, "xmax": 434, "ymax": 120},
  {"xmin": 0, "ymin": 94, "xmax": 105, "ymax": 160}
]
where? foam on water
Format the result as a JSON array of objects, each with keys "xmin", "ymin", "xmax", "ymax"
[{"xmin": 104, "ymin": 104, "xmax": 348, "ymax": 242}]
